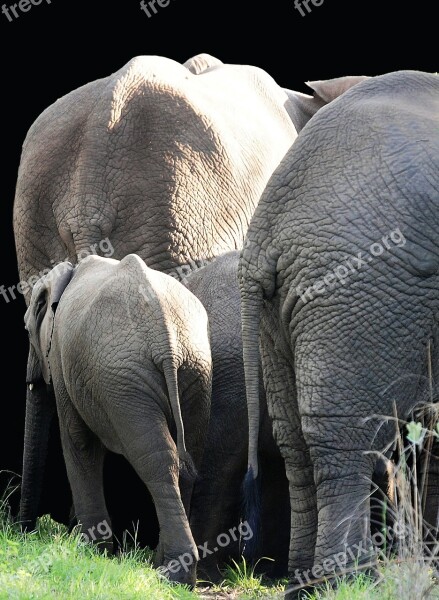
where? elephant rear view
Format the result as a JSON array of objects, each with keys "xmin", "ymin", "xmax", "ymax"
[
  {"xmin": 23, "ymin": 254, "xmax": 212, "ymax": 586},
  {"xmin": 13, "ymin": 51, "xmax": 364, "ymax": 537},
  {"xmin": 239, "ymin": 71, "xmax": 439, "ymax": 596}
]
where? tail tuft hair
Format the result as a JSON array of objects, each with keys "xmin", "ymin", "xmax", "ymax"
[{"xmin": 242, "ymin": 465, "xmax": 261, "ymax": 561}]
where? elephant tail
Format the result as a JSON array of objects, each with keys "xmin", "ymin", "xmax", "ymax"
[
  {"xmin": 242, "ymin": 464, "xmax": 262, "ymax": 561},
  {"xmin": 240, "ymin": 286, "xmax": 265, "ymax": 561},
  {"xmin": 162, "ymin": 359, "xmax": 197, "ymax": 479}
]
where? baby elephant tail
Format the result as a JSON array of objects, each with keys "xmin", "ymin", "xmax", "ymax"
[{"xmin": 162, "ymin": 359, "xmax": 197, "ymax": 479}]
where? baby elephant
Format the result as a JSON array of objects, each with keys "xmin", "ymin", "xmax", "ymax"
[{"xmin": 25, "ymin": 254, "xmax": 212, "ymax": 586}]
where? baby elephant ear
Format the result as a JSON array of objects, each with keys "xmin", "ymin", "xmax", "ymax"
[
  {"xmin": 306, "ymin": 75, "xmax": 370, "ymax": 104},
  {"xmin": 183, "ymin": 53, "xmax": 223, "ymax": 74},
  {"xmin": 49, "ymin": 262, "xmax": 74, "ymax": 313}
]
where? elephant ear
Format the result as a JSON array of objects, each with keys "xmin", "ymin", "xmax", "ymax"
[
  {"xmin": 305, "ymin": 75, "xmax": 370, "ymax": 104},
  {"xmin": 25, "ymin": 263, "xmax": 74, "ymax": 384},
  {"xmin": 284, "ymin": 75, "xmax": 369, "ymax": 132},
  {"xmin": 48, "ymin": 262, "xmax": 74, "ymax": 313},
  {"xmin": 183, "ymin": 53, "xmax": 223, "ymax": 75},
  {"xmin": 283, "ymin": 89, "xmax": 326, "ymax": 133}
]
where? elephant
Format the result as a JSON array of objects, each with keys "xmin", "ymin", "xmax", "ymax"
[
  {"xmin": 13, "ymin": 49, "xmax": 364, "ymax": 545},
  {"xmin": 239, "ymin": 70, "xmax": 439, "ymax": 597},
  {"xmin": 183, "ymin": 251, "xmax": 290, "ymax": 581},
  {"xmin": 24, "ymin": 254, "xmax": 212, "ymax": 586}
]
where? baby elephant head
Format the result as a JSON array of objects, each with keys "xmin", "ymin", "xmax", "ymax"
[{"xmin": 25, "ymin": 262, "xmax": 74, "ymax": 385}]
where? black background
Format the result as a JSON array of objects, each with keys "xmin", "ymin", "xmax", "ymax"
[{"xmin": 0, "ymin": 0, "xmax": 436, "ymax": 517}]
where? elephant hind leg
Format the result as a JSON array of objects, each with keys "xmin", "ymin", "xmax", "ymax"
[
  {"xmin": 258, "ymin": 450, "xmax": 290, "ymax": 578},
  {"xmin": 56, "ymin": 389, "xmax": 111, "ymax": 551},
  {"xmin": 190, "ymin": 453, "xmax": 245, "ymax": 581},
  {"xmin": 119, "ymin": 409, "xmax": 198, "ymax": 587},
  {"xmin": 305, "ymin": 427, "xmax": 377, "ymax": 574},
  {"xmin": 260, "ymin": 311, "xmax": 317, "ymax": 579},
  {"xmin": 178, "ymin": 364, "xmax": 211, "ymax": 518}
]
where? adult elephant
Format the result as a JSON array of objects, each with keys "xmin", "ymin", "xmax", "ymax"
[
  {"xmin": 239, "ymin": 71, "xmax": 439, "ymax": 597},
  {"xmin": 184, "ymin": 252, "xmax": 290, "ymax": 580},
  {"xmin": 13, "ymin": 51, "xmax": 362, "ymax": 540}
]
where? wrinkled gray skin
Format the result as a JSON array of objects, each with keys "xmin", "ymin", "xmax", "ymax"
[
  {"xmin": 184, "ymin": 252, "xmax": 290, "ymax": 580},
  {"xmin": 239, "ymin": 71, "xmax": 439, "ymax": 597},
  {"xmin": 14, "ymin": 50, "xmax": 364, "ymax": 537},
  {"xmin": 25, "ymin": 254, "xmax": 212, "ymax": 586},
  {"xmin": 14, "ymin": 53, "xmax": 347, "ymax": 286}
]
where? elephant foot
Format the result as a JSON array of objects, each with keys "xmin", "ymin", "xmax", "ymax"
[
  {"xmin": 195, "ymin": 558, "xmax": 223, "ymax": 584},
  {"xmin": 18, "ymin": 516, "xmax": 37, "ymax": 533},
  {"xmin": 92, "ymin": 538, "xmax": 114, "ymax": 554},
  {"xmin": 155, "ymin": 544, "xmax": 198, "ymax": 588},
  {"xmin": 79, "ymin": 531, "xmax": 114, "ymax": 555},
  {"xmin": 154, "ymin": 540, "xmax": 165, "ymax": 567},
  {"xmin": 68, "ymin": 504, "xmax": 77, "ymax": 532},
  {"xmin": 157, "ymin": 557, "xmax": 197, "ymax": 588},
  {"xmin": 77, "ymin": 529, "xmax": 114, "ymax": 555},
  {"xmin": 284, "ymin": 582, "xmax": 315, "ymax": 600},
  {"xmin": 284, "ymin": 562, "xmax": 378, "ymax": 599}
]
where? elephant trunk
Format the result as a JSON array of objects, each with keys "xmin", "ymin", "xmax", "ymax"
[
  {"xmin": 163, "ymin": 359, "xmax": 196, "ymax": 478},
  {"xmin": 19, "ymin": 351, "xmax": 56, "ymax": 530}
]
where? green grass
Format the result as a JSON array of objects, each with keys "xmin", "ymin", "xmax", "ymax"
[
  {"xmin": 0, "ymin": 525, "xmax": 194, "ymax": 599},
  {"xmin": 207, "ymin": 557, "xmax": 286, "ymax": 598},
  {"xmin": 4, "ymin": 509, "xmax": 436, "ymax": 600},
  {"xmin": 2, "ymin": 507, "xmax": 439, "ymax": 599},
  {"xmin": 302, "ymin": 562, "xmax": 439, "ymax": 599},
  {"xmin": 0, "ymin": 504, "xmax": 196, "ymax": 600},
  {"xmin": 304, "ymin": 572, "xmax": 379, "ymax": 599},
  {"xmin": 0, "ymin": 495, "xmax": 285, "ymax": 599},
  {"xmin": 2, "ymin": 503, "xmax": 439, "ymax": 600},
  {"xmin": 3, "ymin": 406, "xmax": 439, "ymax": 600}
]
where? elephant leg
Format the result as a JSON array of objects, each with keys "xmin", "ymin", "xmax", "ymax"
[
  {"xmin": 19, "ymin": 377, "xmax": 57, "ymax": 531},
  {"xmin": 179, "ymin": 369, "xmax": 211, "ymax": 519},
  {"xmin": 260, "ymin": 314, "xmax": 317, "ymax": 581},
  {"xmin": 190, "ymin": 454, "xmax": 245, "ymax": 581},
  {"xmin": 305, "ymin": 433, "xmax": 376, "ymax": 576},
  {"xmin": 56, "ymin": 388, "xmax": 111, "ymax": 551},
  {"xmin": 121, "ymin": 409, "xmax": 199, "ymax": 587},
  {"xmin": 189, "ymin": 367, "xmax": 246, "ymax": 581},
  {"xmin": 258, "ymin": 449, "xmax": 290, "ymax": 578}
]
